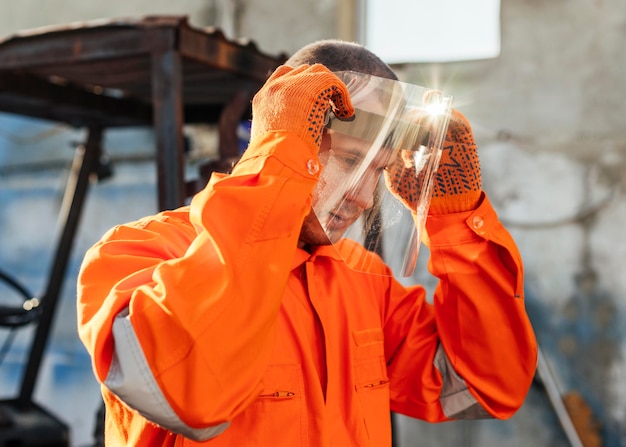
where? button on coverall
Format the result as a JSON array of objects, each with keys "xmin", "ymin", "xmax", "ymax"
[{"xmin": 77, "ymin": 131, "xmax": 537, "ymax": 446}]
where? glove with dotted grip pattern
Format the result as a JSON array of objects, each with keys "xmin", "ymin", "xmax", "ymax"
[
  {"xmin": 250, "ymin": 64, "xmax": 354, "ymax": 153},
  {"xmin": 385, "ymin": 109, "xmax": 482, "ymax": 215}
]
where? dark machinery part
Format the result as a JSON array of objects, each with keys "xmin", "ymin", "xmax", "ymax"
[{"xmin": 0, "ymin": 129, "xmax": 103, "ymax": 447}]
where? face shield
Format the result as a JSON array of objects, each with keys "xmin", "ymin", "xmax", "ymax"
[{"xmin": 312, "ymin": 70, "xmax": 452, "ymax": 277}]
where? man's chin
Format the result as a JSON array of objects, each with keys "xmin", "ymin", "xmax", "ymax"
[
  {"xmin": 298, "ymin": 232, "xmax": 334, "ymax": 248},
  {"xmin": 298, "ymin": 222, "xmax": 339, "ymax": 248},
  {"xmin": 299, "ymin": 211, "xmax": 351, "ymax": 248}
]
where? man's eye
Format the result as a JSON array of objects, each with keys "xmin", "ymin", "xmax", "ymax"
[{"xmin": 339, "ymin": 156, "xmax": 358, "ymax": 169}]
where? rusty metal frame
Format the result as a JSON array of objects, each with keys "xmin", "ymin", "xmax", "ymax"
[{"xmin": 0, "ymin": 15, "xmax": 285, "ymax": 418}]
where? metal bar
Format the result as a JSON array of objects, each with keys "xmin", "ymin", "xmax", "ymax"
[
  {"xmin": 217, "ymin": 87, "xmax": 254, "ymax": 159},
  {"xmin": 151, "ymin": 43, "xmax": 186, "ymax": 210},
  {"xmin": 0, "ymin": 72, "xmax": 152, "ymax": 127},
  {"xmin": 0, "ymin": 26, "xmax": 166, "ymax": 70},
  {"xmin": 536, "ymin": 347, "xmax": 584, "ymax": 447},
  {"xmin": 178, "ymin": 25, "xmax": 285, "ymax": 81},
  {"xmin": 17, "ymin": 127, "xmax": 102, "ymax": 407}
]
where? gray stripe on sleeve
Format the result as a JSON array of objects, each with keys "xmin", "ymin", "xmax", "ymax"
[
  {"xmin": 105, "ymin": 309, "xmax": 230, "ymax": 441},
  {"xmin": 434, "ymin": 344, "xmax": 491, "ymax": 419}
]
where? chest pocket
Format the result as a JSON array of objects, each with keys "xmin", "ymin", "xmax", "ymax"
[
  {"xmin": 353, "ymin": 328, "xmax": 389, "ymax": 388},
  {"xmin": 352, "ymin": 328, "xmax": 392, "ymax": 445}
]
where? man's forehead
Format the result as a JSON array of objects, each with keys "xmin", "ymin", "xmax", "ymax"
[
  {"xmin": 326, "ymin": 130, "xmax": 395, "ymax": 165},
  {"xmin": 326, "ymin": 108, "xmax": 389, "ymax": 143}
]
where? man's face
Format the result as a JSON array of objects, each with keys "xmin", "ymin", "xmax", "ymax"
[{"xmin": 298, "ymin": 129, "xmax": 393, "ymax": 247}]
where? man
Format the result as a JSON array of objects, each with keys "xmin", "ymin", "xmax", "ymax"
[{"xmin": 77, "ymin": 40, "xmax": 537, "ymax": 446}]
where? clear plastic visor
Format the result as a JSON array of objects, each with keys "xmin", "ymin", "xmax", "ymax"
[{"xmin": 311, "ymin": 70, "xmax": 452, "ymax": 277}]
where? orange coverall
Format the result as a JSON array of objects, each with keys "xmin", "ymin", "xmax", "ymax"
[{"xmin": 77, "ymin": 131, "xmax": 537, "ymax": 446}]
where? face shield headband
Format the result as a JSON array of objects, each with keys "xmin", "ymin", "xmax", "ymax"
[{"xmin": 311, "ymin": 70, "xmax": 452, "ymax": 277}]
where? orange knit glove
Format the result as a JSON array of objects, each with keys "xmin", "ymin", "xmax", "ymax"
[
  {"xmin": 250, "ymin": 64, "xmax": 354, "ymax": 153},
  {"xmin": 384, "ymin": 108, "xmax": 482, "ymax": 214},
  {"xmin": 429, "ymin": 109, "xmax": 482, "ymax": 214}
]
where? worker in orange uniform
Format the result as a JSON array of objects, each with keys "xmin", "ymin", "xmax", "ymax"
[{"xmin": 77, "ymin": 40, "xmax": 537, "ymax": 446}]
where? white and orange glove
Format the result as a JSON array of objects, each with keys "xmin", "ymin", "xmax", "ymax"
[{"xmin": 250, "ymin": 64, "xmax": 354, "ymax": 153}]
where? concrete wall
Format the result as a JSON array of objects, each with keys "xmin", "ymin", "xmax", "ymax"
[{"xmin": 1, "ymin": 0, "xmax": 625, "ymax": 445}]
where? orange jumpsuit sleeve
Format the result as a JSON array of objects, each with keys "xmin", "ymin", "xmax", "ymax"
[
  {"xmin": 386, "ymin": 193, "xmax": 537, "ymax": 421},
  {"xmin": 77, "ymin": 132, "xmax": 320, "ymax": 440}
]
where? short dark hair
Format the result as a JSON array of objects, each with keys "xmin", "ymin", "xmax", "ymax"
[{"xmin": 286, "ymin": 39, "xmax": 398, "ymax": 81}]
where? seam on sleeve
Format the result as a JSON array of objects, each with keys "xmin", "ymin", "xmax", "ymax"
[
  {"xmin": 434, "ymin": 344, "xmax": 491, "ymax": 420},
  {"xmin": 105, "ymin": 309, "xmax": 230, "ymax": 441}
]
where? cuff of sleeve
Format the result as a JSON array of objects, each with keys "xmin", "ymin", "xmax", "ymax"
[
  {"xmin": 424, "ymin": 192, "xmax": 499, "ymax": 247},
  {"xmin": 235, "ymin": 131, "xmax": 321, "ymax": 180},
  {"xmin": 428, "ymin": 190, "xmax": 482, "ymax": 215}
]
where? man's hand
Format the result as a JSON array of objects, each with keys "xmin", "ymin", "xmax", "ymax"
[
  {"xmin": 429, "ymin": 109, "xmax": 482, "ymax": 214},
  {"xmin": 250, "ymin": 64, "xmax": 354, "ymax": 153},
  {"xmin": 385, "ymin": 109, "xmax": 482, "ymax": 215}
]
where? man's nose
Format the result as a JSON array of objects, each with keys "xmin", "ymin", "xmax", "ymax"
[{"xmin": 345, "ymin": 175, "xmax": 377, "ymax": 210}]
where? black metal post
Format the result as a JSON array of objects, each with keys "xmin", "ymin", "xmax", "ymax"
[{"xmin": 17, "ymin": 126, "xmax": 102, "ymax": 407}]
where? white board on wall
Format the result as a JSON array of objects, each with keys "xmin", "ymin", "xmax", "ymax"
[{"xmin": 363, "ymin": 0, "xmax": 501, "ymax": 63}]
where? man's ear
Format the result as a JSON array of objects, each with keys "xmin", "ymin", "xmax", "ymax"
[{"xmin": 319, "ymin": 129, "xmax": 332, "ymax": 154}]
